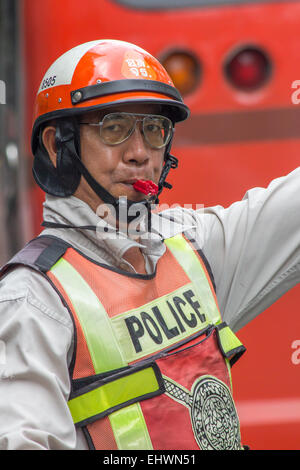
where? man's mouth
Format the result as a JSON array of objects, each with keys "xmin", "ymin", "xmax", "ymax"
[{"xmin": 121, "ymin": 179, "xmax": 138, "ymax": 186}]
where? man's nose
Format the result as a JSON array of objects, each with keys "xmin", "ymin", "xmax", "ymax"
[{"xmin": 122, "ymin": 124, "xmax": 149, "ymax": 165}]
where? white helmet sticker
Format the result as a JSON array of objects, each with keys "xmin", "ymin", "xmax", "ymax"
[{"xmin": 37, "ymin": 40, "xmax": 103, "ymax": 94}]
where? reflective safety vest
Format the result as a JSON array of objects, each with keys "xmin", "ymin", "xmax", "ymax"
[{"xmin": 1, "ymin": 232, "xmax": 246, "ymax": 450}]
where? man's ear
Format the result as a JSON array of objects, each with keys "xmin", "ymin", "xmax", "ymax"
[{"xmin": 42, "ymin": 126, "xmax": 57, "ymax": 167}]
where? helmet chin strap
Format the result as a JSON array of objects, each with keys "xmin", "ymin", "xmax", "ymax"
[{"xmin": 53, "ymin": 118, "xmax": 177, "ymax": 234}]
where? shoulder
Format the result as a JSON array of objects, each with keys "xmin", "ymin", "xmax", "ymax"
[{"xmin": 154, "ymin": 205, "xmax": 218, "ymax": 250}]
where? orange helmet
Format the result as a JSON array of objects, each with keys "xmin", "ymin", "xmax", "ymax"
[{"xmin": 31, "ymin": 39, "xmax": 189, "ymax": 204}]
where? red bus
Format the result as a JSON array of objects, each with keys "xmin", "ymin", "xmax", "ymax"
[{"xmin": 14, "ymin": 0, "xmax": 300, "ymax": 449}]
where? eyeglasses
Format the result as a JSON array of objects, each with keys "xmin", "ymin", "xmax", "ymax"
[{"xmin": 80, "ymin": 112, "xmax": 173, "ymax": 149}]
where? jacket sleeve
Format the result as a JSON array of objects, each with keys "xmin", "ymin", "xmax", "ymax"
[
  {"xmin": 0, "ymin": 267, "xmax": 84, "ymax": 450},
  {"xmin": 200, "ymin": 167, "xmax": 300, "ymax": 331}
]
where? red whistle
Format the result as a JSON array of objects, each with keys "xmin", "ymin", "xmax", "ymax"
[{"xmin": 133, "ymin": 180, "xmax": 158, "ymax": 196}]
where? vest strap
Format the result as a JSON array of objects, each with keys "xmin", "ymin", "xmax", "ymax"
[
  {"xmin": 68, "ymin": 362, "xmax": 165, "ymax": 427},
  {"xmin": 34, "ymin": 238, "xmax": 69, "ymax": 272},
  {"xmin": 0, "ymin": 236, "xmax": 69, "ymax": 277}
]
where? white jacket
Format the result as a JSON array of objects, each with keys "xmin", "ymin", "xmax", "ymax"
[{"xmin": 0, "ymin": 168, "xmax": 299, "ymax": 449}]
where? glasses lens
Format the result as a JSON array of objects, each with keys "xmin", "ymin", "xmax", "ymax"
[
  {"xmin": 143, "ymin": 116, "xmax": 172, "ymax": 148},
  {"xmin": 99, "ymin": 113, "xmax": 172, "ymax": 148},
  {"xmin": 100, "ymin": 113, "xmax": 135, "ymax": 145}
]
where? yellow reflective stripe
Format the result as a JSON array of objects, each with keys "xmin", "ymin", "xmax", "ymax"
[
  {"xmin": 50, "ymin": 258, "xmax": 153, "ymax": 450},
  {"xmin": 164, "ymin": 235, "xmax": 222, "ymax": 325},
  {"xmin": 109, "ymin": 402, "xmax": 153, "ymax": 450},
  {"xmin": 165, "ymin": 236, "xmax": 236, "ymax": 392},
  {"xmin": 218, "ymin": 325, "xmax": 243, "ymax": 357},
  {"xmin": 50, "ymin": 258, "xmax": 125, "ymax": 373},
  {"xmin": 68, "ymin": 366, "xmax": 159, "ymax": 425}
]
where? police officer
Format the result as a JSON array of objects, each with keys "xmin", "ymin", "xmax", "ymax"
[{"xmin": 0, "ymin": 40, "xmax": 299, "ymax": 450}]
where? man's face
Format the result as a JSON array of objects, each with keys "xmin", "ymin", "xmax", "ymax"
[{"xmin": 74, "ymin": 104, "xmax": 167, "ymax": 212}]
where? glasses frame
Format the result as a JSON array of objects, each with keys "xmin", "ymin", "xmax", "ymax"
[{"xmin": 79, "ymin": 112, "xmax": 173, "ymax": 149}]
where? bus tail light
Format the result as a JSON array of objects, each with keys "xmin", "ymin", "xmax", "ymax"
[
  {"xmin": 160, "ymin": 50, "xmax": 201, "ymax": 97},
  {"xmin": 224, "ymin": 46, "xmax": 271, "ymax": 91}
]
